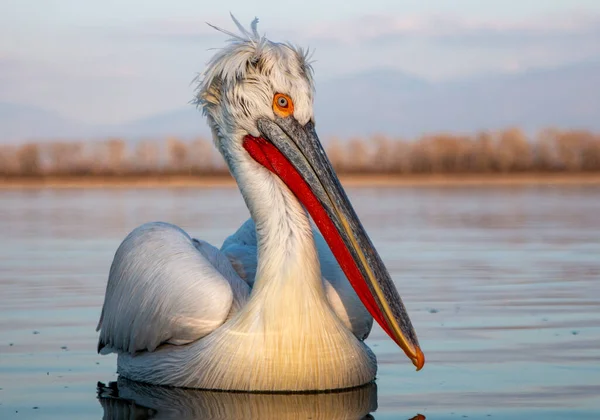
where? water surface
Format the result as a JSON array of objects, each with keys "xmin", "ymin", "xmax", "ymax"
[{"xmin": 0, "ymin": 186, "xmax": 599, "ymax": 419}]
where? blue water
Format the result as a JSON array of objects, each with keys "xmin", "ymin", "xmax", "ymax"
[{"xmin": 0, "ymin": 185, "xmax": 599, "ymax": 419}]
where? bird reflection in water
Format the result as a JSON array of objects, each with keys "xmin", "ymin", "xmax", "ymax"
[
  {"xmin": 98, "ymin": 378, "xmax": 385, "ymax": 419},
  {"xmin": 97, "ymin": 379, "xmax": 426, "ymax": 420}
]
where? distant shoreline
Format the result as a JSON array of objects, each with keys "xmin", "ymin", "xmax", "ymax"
[{"xmin": 2, "ymin": 173, "xmax": 600, "ymax": 189}]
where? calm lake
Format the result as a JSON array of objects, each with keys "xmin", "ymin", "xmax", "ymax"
[{"xmin": 0, "ymin": 185, "xmax": 599, "ymax": 419}]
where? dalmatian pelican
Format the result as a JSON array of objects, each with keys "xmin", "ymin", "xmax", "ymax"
[{"xmin": 96, "ymin": 16, "xmax": 424, "ymax": 392}]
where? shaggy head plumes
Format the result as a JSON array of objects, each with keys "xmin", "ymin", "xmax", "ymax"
[{"xmin": 195, "ymin": 15, "xmax": 315, "ymax": 148}]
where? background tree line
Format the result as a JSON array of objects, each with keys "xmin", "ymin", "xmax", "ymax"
[{"xmin": 1, "ymin": 128, "xmax": 600, "ymax": 177}]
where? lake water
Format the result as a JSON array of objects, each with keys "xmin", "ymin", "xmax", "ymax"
[{"xmin": 0, "ymin": 185, "xmax": 599, "ymax": 419}]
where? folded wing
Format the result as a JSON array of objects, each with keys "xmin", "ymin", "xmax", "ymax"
[{"xmin": 97, "ymin": 222, "xmax": 250, "ymax": 354}]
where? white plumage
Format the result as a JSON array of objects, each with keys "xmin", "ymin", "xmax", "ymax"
[
  {"xmin": 220, "ymin": 218, "xmax": 373, "ymax": 339},
  {"xmin": 97, "ymin": 211, "xmax": 376, "ymax": 390}
]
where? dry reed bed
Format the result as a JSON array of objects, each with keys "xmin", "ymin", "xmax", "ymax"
[{"xmin": 2, "ymin": 128, "xmax": 600, "ymax": 178}]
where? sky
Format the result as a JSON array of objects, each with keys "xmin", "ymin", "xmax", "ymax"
[{"xmin": 1, "ymin": 0, "xmax": 599, "ymax": 124}]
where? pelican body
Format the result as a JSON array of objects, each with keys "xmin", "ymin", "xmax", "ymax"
[{"xmin": 96, "ymin": 17, "xmax": 423, "ymax": 392}]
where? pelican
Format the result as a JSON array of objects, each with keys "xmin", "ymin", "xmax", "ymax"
[{"xmin": 96, "ymin": 16, "xmax": 424, "ymax": 392}]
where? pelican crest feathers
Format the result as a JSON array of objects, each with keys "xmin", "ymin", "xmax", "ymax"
[{"xmin": 196, "ymin": 15, "xmax": 314, "ymax": 122}]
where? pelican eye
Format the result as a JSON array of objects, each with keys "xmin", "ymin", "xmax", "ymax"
[{"xmin": 273, "ymin": 93, "xmax": 294, "ymax": 117}]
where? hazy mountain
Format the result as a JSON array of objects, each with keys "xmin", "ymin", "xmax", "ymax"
[
  {"xmin": 0, "ymin": 102, "xmax": 90, "ymax": 143},
  {"xmin": 313, "ymin": 60, "xmax": 600, "ymax": 138},
  {"xmin": 104, "ymin": 107, "xmax": 210, "ymax": 139},
  {"xmin": 2, "ymin": 60, "xmax": 599, "ymax": 143}
]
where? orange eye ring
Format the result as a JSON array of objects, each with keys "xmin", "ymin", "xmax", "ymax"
[{"xmin": 273, "ymin": 93, "xmax": 294, "ymax": 118}]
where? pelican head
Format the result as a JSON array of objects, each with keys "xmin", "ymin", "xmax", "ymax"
[
  {"xmin": 197, "ymin": 18, "xmax": 314, "ymax": 159},
  {"xmin": 196, "ymin": 17, "xmax": 424, "ymax": 371}
]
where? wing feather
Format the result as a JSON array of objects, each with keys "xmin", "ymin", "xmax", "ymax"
[{"xmin": 97, "ymin": 222, "xmax": 249, "ymax": 354}]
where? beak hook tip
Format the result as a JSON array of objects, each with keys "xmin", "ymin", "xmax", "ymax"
[{"xmin": 413, "ymin": 347, "xmax": 425, "ymax": 371}]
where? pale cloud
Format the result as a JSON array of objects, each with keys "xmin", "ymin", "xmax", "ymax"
[
  {"xmin": 120, "ymin": 11, "xmax": 600, "ymax": 78},
  {"xmin": 2, "ymin": 9, "xmax": 600, "ymax": 125},
  {"xmin": 93, "ymin": 11, "xmax": 600, "ymax": 59},
  {"xmin": 96, "ymin": 16, "xmax": 247, "ymax": 44},
  {"xmin": 301, "ymin": 11, "xmax": 600, "ymax": 46},
  {"xmin": 290, "ymin": 11, "xmax": 600, "ymax": 81}
]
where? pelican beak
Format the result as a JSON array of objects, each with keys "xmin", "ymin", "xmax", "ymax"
[{"xmin": 243, "ymin": 116, "xmax": 424, "ymax": 371}]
